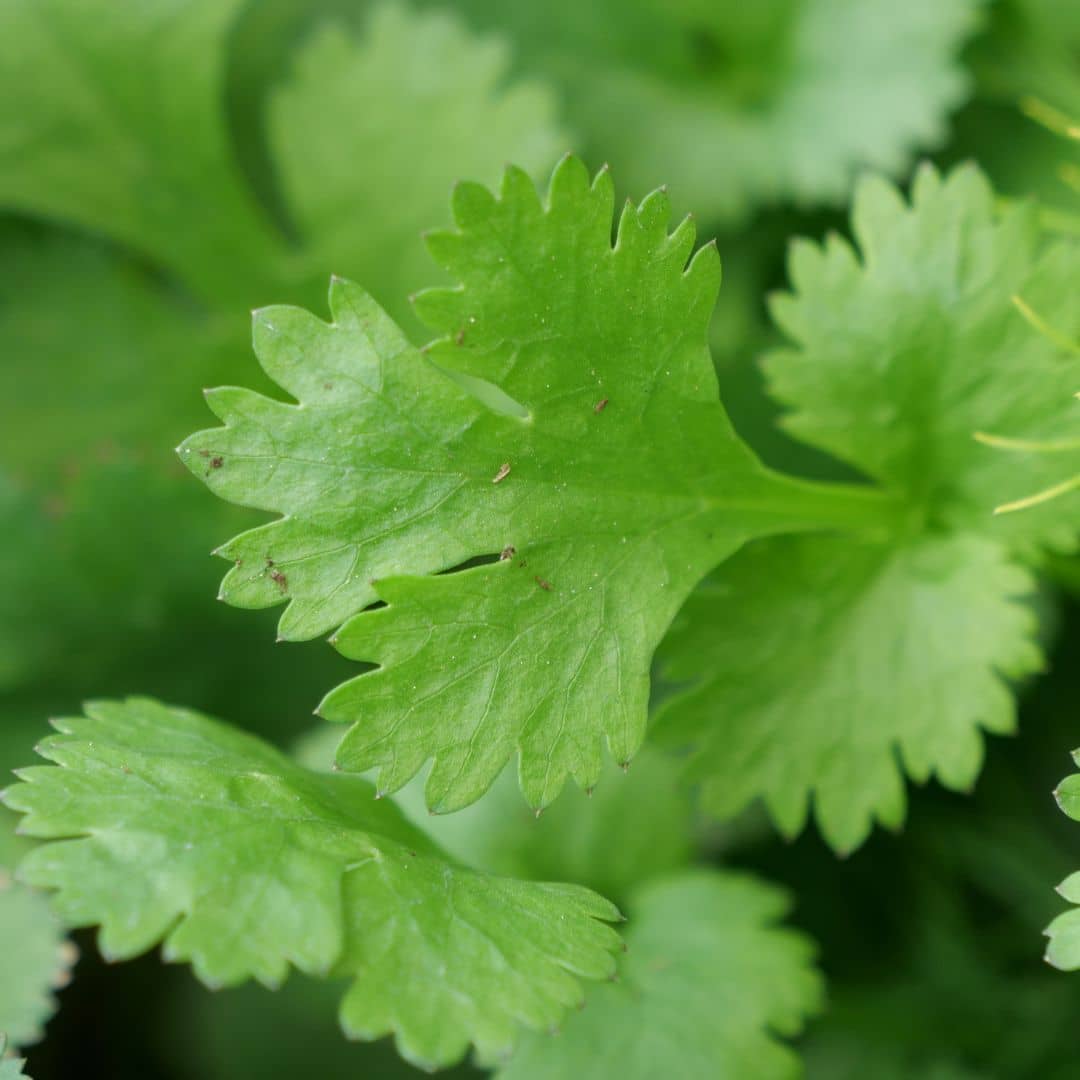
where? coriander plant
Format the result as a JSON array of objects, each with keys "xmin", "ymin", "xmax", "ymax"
[{"xmin": 3, "ymin": 1, "xmax": 1080, "ymax": 1078}]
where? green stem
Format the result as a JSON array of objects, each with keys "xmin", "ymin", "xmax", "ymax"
[{"xmin": 748, "ymin": 467, "xmax": 908, "ymax": 540}]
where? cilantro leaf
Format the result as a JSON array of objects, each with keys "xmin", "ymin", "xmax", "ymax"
[
  {"xmin": 498, "ymin": 870, "xmax": 823, "ymax": 1079},
  {"xmin": 270, "ymin": 6, "xmax": 564, "ymax": 332},
  {"xmin": 180, "ymin": 156, "xmax": 895, "ymax": 811},
  {"xmin": 1, "ymin": 698, "xmax": 622, "ymax": 1069},
  {"xmin": 441, "ymin": 0, "xmax": 977, "ymax": 220},
  {"xmin": 0, "ymin": 825, "xmax": 73, "ymax": 1050},
  {"xmin": 0, "ymin": 0, "xmax": 283, "ymax": 307},
  {"xmin": 765, "ymin": 164, "xmax": 1080, "ymax": 548},
  {"xmin": 657, "ymin": 164, "xmax": 1069, "ymax": 851},
  {"xmin": 656, "ymin": 533, "xmax": 1042, "ymax": 853},
  {"xmin": 1045, "ymin": 763, "xmax": 1080, "ymax": 971}
]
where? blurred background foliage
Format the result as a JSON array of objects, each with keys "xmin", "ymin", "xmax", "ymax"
[{"xmin": 2, "ymin": 0, "xmax": 1080, "ymax": 1076}]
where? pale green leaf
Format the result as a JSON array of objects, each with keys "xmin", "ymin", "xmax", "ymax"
[
  {"xmin": 1, "ymin": 699, "xmax": 621, "ymax": 1069},
  {"xmin": 658, "ymin": 165, "xmax": 1065, "ymax": 851},
  {"xmin": 440, "ymin": 0, "xmax": 977, "ymax": 220},
  {"xmin": 180, "ymin": 157, "xmax": 895, "ymax": 812},
  {"xmin": 0, "ymin": 825, "xmax": 72, "ymax": 1050},
  {"xmin": 656, "ymin": 533, "xmax": 1042, "ymax": 853},
  {"xmin": 498, "ymin": 870, "xmax": 824, "ymax": 1080},
  {"xmin": 765, "ymin": 163, "xmax": 1080, "ymax": 549}
]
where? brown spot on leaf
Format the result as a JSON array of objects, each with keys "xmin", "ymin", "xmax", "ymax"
[
  {"xmin": 210, "ymin": 456, "xmax": 223, "ymax": 469},
  {"xmin": 500, "ymin": 545, "xmax": 516, "ymax": 561},
  {"xmin": 594, "ymin": 398, "xmax": 609, "ymax": 413},
  {"xmin": 535, "ymin": 576, "xmax": 552, "ymax": 591},
  {"xmin": 492, "ymin": 462, "xmax": 511, "ymax": 484},
  {"xmin": 270, "ymin": 570, "xmax": 288, "ymax": 592},
  {"xmin": 455, "ymin": 328, "xmax": 466, "ymax": 346}
]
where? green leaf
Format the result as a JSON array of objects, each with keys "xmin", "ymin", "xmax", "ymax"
[
  {"xmin": 0, "ymin": 0, "xmax": 283, "ymax": 306},
  {"xmin": 440, "ymin": 0, "xmax": 977, "ymax": 221},
  {"xmin": 270, "ymin": 6, "xmax": 564, "ymax": 332},
  {"xmin": 0, "ymin": 1036, "xmax": 28, "ymax": 1080},
  {"xmin": 497, "ymin": 870, "xmax": 824, "ymax": 1079},
  {"xmin": 656, "ymin": 533, "xmax": 1043, "ymax": 853},
  {"xmin": 0, "ymin": 824, "xmax": 73, "ymax": 1050},
  {"xmin": 658, "ymin": 164, "xmax": 1066, "ymax": 851},
  {"xmin": 180, "ymin": 156, "xmax": 896, "ymax": 812},
  {"xmin": 765, "ymin": 163, "xmax": 1080, "ymax": 549},
  {"xmin": 1, "ymin": 698, "xmax": 622, "ymax": 1069}
]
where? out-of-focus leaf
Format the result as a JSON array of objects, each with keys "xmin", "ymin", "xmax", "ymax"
[
  {"xmin": 270, "ymin": 6, "xmax": 564, "ymax": 332},
  {"xmin": 438, "ymin": 0, "xmax": 977, "ymax": 221},
  {"xmin": 498, "ymin": 871, "xmax": 823, "ymax": 1079},
  {"xmin": 0, "ymin": 0, "xmax": 284, "ymax": 306}
]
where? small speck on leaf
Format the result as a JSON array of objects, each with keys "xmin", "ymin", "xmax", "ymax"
[
  {"xmin": 500, "ymin": 545, "xmax": 516, "ymax": 561},
  {"xmin": 535, "ymin": 576, "xmax": 552, "ymax": 591},
  {"xmin": 492, "ymin": 462, "xmax": 511, "ymax": 484},
  {"xmin": 594, "ymin": 398, "xmax": 609, "ymax": 413},
  {"xmin": 270, "ymin": 570, "xmax": 288, "ymax": 592}
]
